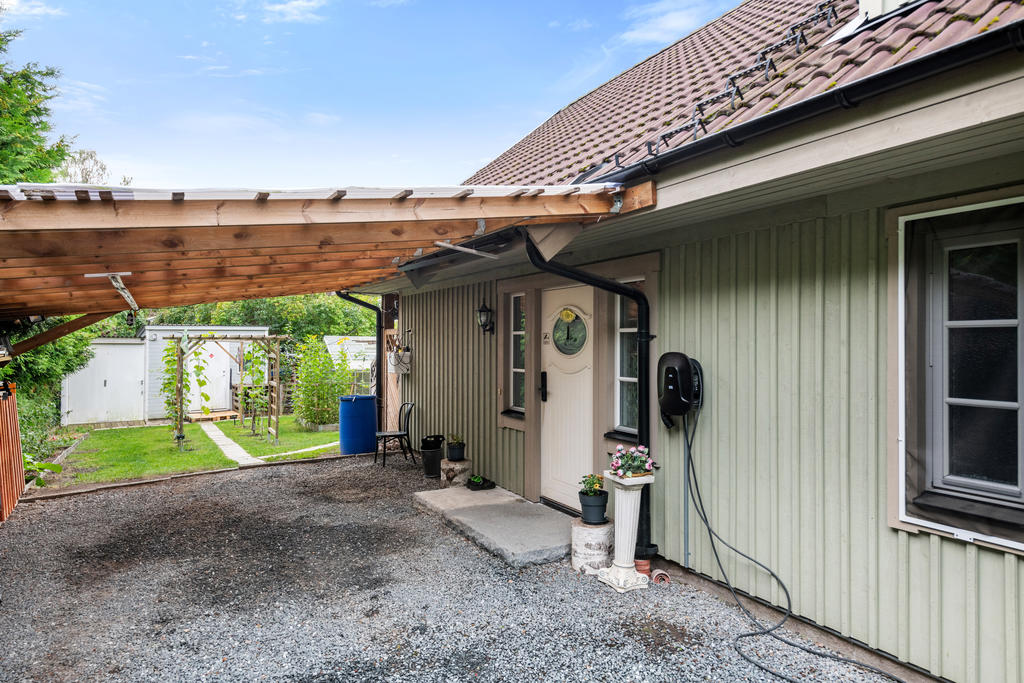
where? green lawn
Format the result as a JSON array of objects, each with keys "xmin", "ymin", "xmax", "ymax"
[
  {"xmin": 214, "ymin": 414, "xmax": 339, "ymax": 458},
  {"xmin": 58, "ymin": 424, "xmax": 236, "ymax": 486}
]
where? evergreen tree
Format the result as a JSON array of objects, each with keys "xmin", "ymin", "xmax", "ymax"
[{"xmin": 0, "ymin": 23, "xmax": 69, "ymax": 183}]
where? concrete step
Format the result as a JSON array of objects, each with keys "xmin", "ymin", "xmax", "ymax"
[{"xmin": 413, "ymin": 486, "xmax": 572, "ymax": 568}]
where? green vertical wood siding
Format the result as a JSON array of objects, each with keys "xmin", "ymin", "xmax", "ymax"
[
  {"xmin": 653, "ymin": 210, "xmax": 1024, "ymax": 682},
  {"xmin": 400, "ymin": 205, "xmax": 1023, "ymax": 680},
  {"xmin": 401, "ymin": 281, "xmax": 525, "ymax": 495}
]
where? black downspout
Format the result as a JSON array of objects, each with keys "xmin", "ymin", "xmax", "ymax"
[
  {"xmin": 336, "ymin": 292, "xmax": 384, "ymax": 431},
  {"xmin": 521, "ymin": 230, "xmax": 658, "ymax": 560}
]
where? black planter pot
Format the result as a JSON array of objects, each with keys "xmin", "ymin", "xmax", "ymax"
[
  {"xmin": 446, "ymin": 443, "xmax": 466, "ymax": 462},
  {"xmin": 579, "ymin": 490, "xmax": 608, "ymax": 524}
]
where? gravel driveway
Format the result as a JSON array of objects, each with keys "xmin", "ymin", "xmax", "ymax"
[{"xmin": 0, "ymin": 457, "xmax": 885, "ymax": 682}]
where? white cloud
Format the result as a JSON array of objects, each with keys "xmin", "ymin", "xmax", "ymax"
[
  {"xmin": 549, "ymin": 18, "xmax": 593, "ymax": 32},
  {"xmin": 551, "ymin": 1, "xmax": 724, "ymax": 93},
  {"xmin": 304, "ymin": 112, "xmax": 340, "ymax": 126},
  {"xmin": 52, "ymin": 79, "xmax": 107, "ymax": 115},
  {"xmin": 203, "ymin": 66, "xmax": 292, "ymax": 78},
  {"xmin": 619, "ymin": 0, "xmax": 717, "ymax": 45},
  {"xmin": 262, "ymin": 0, "xmax": 328, "ymax": 23},
  {"xmin": 0, "ymin": 0, "xmax": 64, "ymax": 17},
  {"xmin": 166, "ymin": 112, "xmax": 286, "ymax": 137}
]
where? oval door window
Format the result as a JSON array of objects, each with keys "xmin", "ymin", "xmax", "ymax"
[{"xmin": 552, "ymin": 307, "xmax": 587, "ymax": 356}]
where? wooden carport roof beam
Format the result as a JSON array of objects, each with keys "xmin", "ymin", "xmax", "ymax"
[
  {"xmin": 0, "ymin": 312, "xmax": 120, "ymax": 364},
  {"xmin": 0, "ymin": 181, "xmax": 656, "ymax": 320},
  {"xmin": 0, "ymin": 190, "xmax": 641, "ymax": 230}
]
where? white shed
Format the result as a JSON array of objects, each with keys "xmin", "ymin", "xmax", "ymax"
[
  {"xmin": 61, "ymin": 324, "xmax": 269, "ymax": 425},
  {"xmin": 60, "ymin": 338, "xmax": 146, "ymax": 425}
]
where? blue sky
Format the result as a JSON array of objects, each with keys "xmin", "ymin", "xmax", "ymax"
[{"xmin": 1, "ymin": 0, "xmax": 729, "ymax": 188}]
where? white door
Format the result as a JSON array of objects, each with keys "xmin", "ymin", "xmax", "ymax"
[
  {"xmin": 540, "ymin": 285, "xmax": 594, "ymax": 509},
  {"xmin": 61, "ymin": 341, "xmax": 145, "ymax": 425},
  {"xmin": 188, "ymin": 342, "xmax": 233, "ymax": 412}
]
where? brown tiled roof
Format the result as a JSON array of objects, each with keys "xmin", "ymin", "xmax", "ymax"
[{"xmin": 466, "ymin": 0, "xmax": 1024, "ymax": 186}]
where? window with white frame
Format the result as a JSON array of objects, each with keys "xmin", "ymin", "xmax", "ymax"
[
  {"xmin": 509, "ymin": 293, "xmax": 526, "ymax": 412},
  {"xmin": 927, "ymin": 227, "xmax": 1022, "ymax": 506},
  {"xmin": 615, "ymin": 279, "xmax": 644, "ymax": 433},
  {"xmin": 903, "ymin": 199, "xmax": 1024, "ymax": 535}
]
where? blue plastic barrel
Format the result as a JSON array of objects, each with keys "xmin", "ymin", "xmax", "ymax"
[{"xmin": 338, "ymin": 395, "xmax": 377, "ymax": 455}]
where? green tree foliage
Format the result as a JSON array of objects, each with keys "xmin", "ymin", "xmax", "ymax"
[
  {"xmin": 293, "ymin": 335, "xmax": 351, "ymax": 426},
  {"xmin": 86, "ymin": 310, "xmax": 145, "ymax": 338},
  {"xmin": 150, "ymin": 294, "xmax": 377, "ymax": 340},
  {"xmin": 0, "ymin": 25, "xmax": 69, "ymax": 183}
]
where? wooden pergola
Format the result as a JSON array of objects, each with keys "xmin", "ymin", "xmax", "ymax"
[
  {"xmin": 165, "ymin": 333, "xmax": 288, "ymax": 447},
  {"xmin": 0, "ymin": 181, "xmax": 655, "ymax": 358}
]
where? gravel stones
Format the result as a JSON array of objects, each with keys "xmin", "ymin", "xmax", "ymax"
[{"xmin": 0, "ymin": 457, "xmax": 886, "ymax": 682}]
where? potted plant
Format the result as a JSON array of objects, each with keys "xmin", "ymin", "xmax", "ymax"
[
  {"xmin": 467, "ymin": 474, "xmax": 495, "ymax": 491},
  {"xmin": 578, "ymin": 473, "xmax": 607, "ymax": 524},
  {"xmin": 609, "ymin": 444, "xmax": 654, "ymax": 477},
  {"xmin": 446, "ymin": 433, "xmax": 466, "ymax": 461}
]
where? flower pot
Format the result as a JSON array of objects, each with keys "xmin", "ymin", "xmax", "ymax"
[
  {"xmin": 446, "ymin": 443, "xmax": 466, "ymax": 462},
  {"xmin": 578, "ymin": 490, "xmax": 608, "ymax": 524}
]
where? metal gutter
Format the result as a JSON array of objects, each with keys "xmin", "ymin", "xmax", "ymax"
[
  {"xmin": 336, "ymin": 292, "xmax": 384, "ymax": 430},
  {"xmin": 596, "ymin": 20, "xmax": 1024, "ymax": 185},
  {"xmin": 520, "ymin": 228, "xmax": 659, "ymax": 560}
]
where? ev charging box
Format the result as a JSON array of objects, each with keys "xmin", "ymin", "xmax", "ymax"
[{"xmin": 658, "ymin": 352, "xmax": 700, "ymax": 417}]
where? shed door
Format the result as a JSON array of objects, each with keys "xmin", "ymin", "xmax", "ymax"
[
  {"xmin": 188, "ymin": 342, "xmax": 234, "ymax": 412},
  {"xmin": 540, "ymin": 285, "xmax": 594, "ymax": 510},
  {"xmin": 62, "ymin": 343, "xmax": 145, "ymax": 425}
]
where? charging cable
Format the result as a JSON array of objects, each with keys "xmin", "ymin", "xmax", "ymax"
[{"xmin": 682, "ymin": 360, "xmax": 904, "ymax": 682}]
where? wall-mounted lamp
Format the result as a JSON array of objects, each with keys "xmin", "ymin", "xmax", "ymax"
[{"xmin": 476, "ymin": 301, "xmax": 495, "ymax": 335}]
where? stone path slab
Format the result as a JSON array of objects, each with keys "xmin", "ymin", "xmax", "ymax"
[
  {"xmin": 414, "ymin": 486, "xmax": 571, "ymax": 568},
  {"xmin": 200, "ymin": 422, "xmax": 264, "ymax": 467}
]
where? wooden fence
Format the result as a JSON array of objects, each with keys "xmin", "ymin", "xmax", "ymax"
[{"xmin": 0, "ymin": 383, "xmax": 25, "ymax": 522}]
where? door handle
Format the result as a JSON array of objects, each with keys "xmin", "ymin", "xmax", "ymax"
[{"xmin": 540, "ymin": 371, "xmax": 547, "ymax": 402}]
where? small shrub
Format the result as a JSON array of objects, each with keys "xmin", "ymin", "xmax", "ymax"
[
  {"xmin": 14, "ymin": 386, "xmax": 65, "ymax": 485},
  {"xmin": 293, "ymin": 336, "xmax": 351, "ymax": 426}
]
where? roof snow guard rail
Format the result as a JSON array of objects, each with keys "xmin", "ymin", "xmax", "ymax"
[
  {"xmin": 653, "ymin": 0, "xmax": 837, "ymax": 152},
  {"xmin": 600, "ymin": 17, "xmax": 1024, "ymax": 185}
]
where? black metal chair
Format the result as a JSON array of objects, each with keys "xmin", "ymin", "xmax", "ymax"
[{"xmin": 376, "ymin": 401, "xmax": 415, "ymax": 467}]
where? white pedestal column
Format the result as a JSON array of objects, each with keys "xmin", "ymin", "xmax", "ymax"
[{"xmin": 597, "ymin": 470, "xmax": 652, "ymax": 593}]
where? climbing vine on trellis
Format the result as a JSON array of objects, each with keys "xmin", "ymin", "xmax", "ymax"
[
  {"xmin": 159, "ymin": 332, "xmax": 211, "ymax": 448},
  {"xmin": 241, "ymin": 342, "xmax": 269, "ymax": 438}
]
